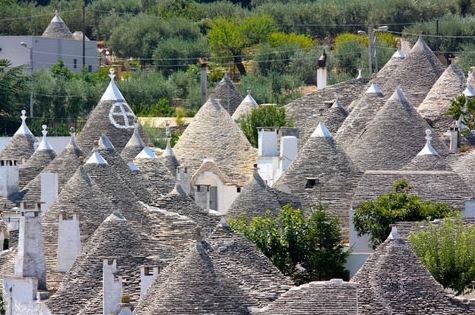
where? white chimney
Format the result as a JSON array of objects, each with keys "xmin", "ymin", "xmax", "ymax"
[
  {"xmin": 56, "ymin": 212, "xmax": 81, "ymax": 272},
  {"xmin": 317, "ymin": 50, "xmax": 327, "ymax": 89},
  {"xmin": 2, "ymin": 276, "xmax": 38, "ymax": 314},
  {"xmin": 258, "ymin": 128, "xmax": 278, "ymax": 157},
  {"xmin": 140, "ymin": 265, "xmax": 160, "ymax": 298},
  {"xmin": 103, "ymin": 258, "xmax": 122, "ymax": 315},
  {"xmin": 0, "ymin": 163, "xmax": 19, "ymax": 198},
  {"xmin": 15, "ymin": 202, "xmax": 47, "ymax": 290},
  {"xmin": 449, "ymin": 127, "xmax": 459, "ymax": 154},
  {"xmin": 40, "ymin": 172, "xmax": 58, "ymax": 213},
  {"xmin": 279, "ymin": 136, "xmax": 298, "ymax": 171}
]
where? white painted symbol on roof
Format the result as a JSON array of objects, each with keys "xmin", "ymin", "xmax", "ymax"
[{"xmin": 109, "ymin": 101, "xmax": 135, "ymax": 129}]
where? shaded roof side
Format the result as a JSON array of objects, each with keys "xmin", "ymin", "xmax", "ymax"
[
  {"xmin": 213, "ymin": 74, "xmax": 243, "ymax": 115},
  {"xmin": 158, "ymin": 153, "xmax": 180, "ymax": 176},
  {"xmin": 285, "ymin": 78, "xmax": 369, "ymax": 146},
  {"xmin": 97, "ymin": 136, "xmax": 152, "ymax": 203},
  {"xmin": 417, "ymin": 64, "xmax": 465, "ymax": 138},
  {"xmin": 352, "ymin": 237, "xmax": 472, "ymax": 314},
  {"xmin": 41, "ymin": 166, "xmax": 116, "ymax": 289},
  {"xmin": 18, "ymin": 148, "xmax": 56, "ymax": 189},
  {"xmin": 119, "ymin": 124, "xmax": 145, "ymax": 162},
  {"xmin": 275, "ymin": 128, "xmax": 362, "ymax": 240},
  {"xmin": 321, "ymin": 101, "xmax": 348, "ymax": 135},
  {"xmin": 46, "ymin": 213, "xmax": 177, "ymax": 315},
  {"xmin": 351, "ymin": 170, "xmax": 473, "ymax": 212},
  {"xmin": 173, "ymin": 97, "xmax": 257, "ymax": 186},
  {"xmin": 0, "ymin": 133, "xmax": 36, "ymax": 163},
  {"xmin": 450, "ymin": 149, "xmax": 475, "ymax": 188},
  {"xmin": 19, "ymin": 134, "xmax": 85, "ymax": 203},
  {"xmin": 347, "ymin": 88, "xmax": 449, "ymax": 171},
  {"xmin": 208, "ymin": 224, "xmax": 294, "ymax": 307},
  {"xmin": 42, "ymin": 12, "xmax": 74, "ymax": 39},
  {"xmin": 228, "ymin": 169, "xmax": 301, "ymax": 219},
  {"xmin": 252, "ymin": 280, "xmax": 358, "ymax": 315},
  {"xmin": 134, "ymin": 241, "xmax": 255, "ymax": 315},
  {"xmin": 133, "ymin": 157, "xmax": 176, "ymax": 199},
  {"xmin": 150, "ymin": 189, "xmax": 220, "ymax": 237},
  {"xmin": 380, "ymin": 35, "xmax": 445, "ymax": 107}
]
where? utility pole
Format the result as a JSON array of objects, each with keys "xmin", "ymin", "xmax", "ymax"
[
  {"xmin": 374, "ymin": 33, "xmax": 378, "ymax": 74},
  {"xmin": 82, "ymin": 0, "xmax": 86, "ymax": 69},
  {"xmin": 199, "ymin": 57, "xmax": 208, "ymax": 105},
  {"xmin": 368, "ymin": 24, "xmax": 374, "ymax": 76}
]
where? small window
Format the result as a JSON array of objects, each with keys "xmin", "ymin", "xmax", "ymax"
[
  {"xmin": 73, "ymin": 59, "xmax": 77, "ymax": 69},
  {"xmin": 0, "ymin": 161, "xmax": 4, "ymax": 166},
  {"xmin": 144, "ymin": 266, "xmax": 154, "ymax": 276},
  {"xmin": 305, "ymin": 178, "xmax": 317, "ymax": 189},
  {"xmin": 196, "ymin": 185, "xmax": 201, "ymax": 192},
  {"xmin": 237, "ymin": 187, "xmax": 241, "ymax": 193},
  {"xmin": 88, "ymin": 65, "xmax": 92, "ymax": 72}
]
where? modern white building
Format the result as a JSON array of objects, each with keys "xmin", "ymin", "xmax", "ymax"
[{"xmin": 0, "ymin": 12, "xmax": 98, "ymax": 73}]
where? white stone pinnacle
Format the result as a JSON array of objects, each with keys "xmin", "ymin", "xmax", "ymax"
[
  {"xmin": 37, "ymin": 125, "xmax": 55, "ymax": 151},
  {"xmin": 14, "ymin": 109, "xmax": 34, "ymax": 136},
  {"xmin": 85, "ymin": 150, "xmax": 108, "ymax": 165},
  {"xmin": 392, "ymin": 48, "xmax": 406, "ymax": 59},
  {"xmin": 100, "ymin": 68, "xmax": 125, "ymax": 102},
  {"xmin": 388, "ymin": 226, "xmax": 400, "ymax": 240},
  {"xmin": 365, "ymin": 83, "xmax": 383, "ymax": 96},
  {"xmin": 311, "ymin": 122, "xmax": 332, "ymax": 138},
  {"xmin": 136, "ymin": 147, "xmax": 156, "ymax": 159},
  {"xmin": 417, "ymin": 129, "xmax": 439, "ymax": 156}
]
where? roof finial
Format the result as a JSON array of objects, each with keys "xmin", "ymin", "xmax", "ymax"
[
  {"xmin": 41, "ymin": 124, "xmax": 48, "ymax": 137},
  {"xmin": 463, "ymin": 74, "xmax": 475, "ymax": 97},
  {"xmin": 388, "ymin": 226, "xmax": 400, "ymax": 240},
  {"xmin": 356, "ymin": 68, "xmax": 362, "ymax": 79},
  {"xmin": 69, "ymin": 126, "xmax": 75, "ymax": 136},
  {"xmin": 108, "ymin": 68, "xmax": 116, "ymax": 81},
  {"xmin": 417, "ymin": 129, "xmax": 439, "ymax": 156},
  {"xmin": 247, "ymin": 89, "xmax": 251, "ymax": 95},
  {"xmin": 21, "ymin": 110, "xmax": 27, "ymax": 123},
  {"xmin": 54, "ymin": 9, "xmax": 59, "ymax": 16}
]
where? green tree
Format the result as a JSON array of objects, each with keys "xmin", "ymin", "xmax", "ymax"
[
  {"xmin": 446, "ymin": 94, "xmax": 475, "ymax": 135},
  {"xmin": 409, "ymin": 218, "xmax": 475, "ymax": 295},
  {"xmin": 228, "ymin": 204, "xmax": 349, "ymax": 284},
  {"xmin": 239, "ymin": 104, "xmax": 291, "ymax": 147},
  {"xmin": 353, "ymin": 180, "xmax": 458, "ymax": 249}
]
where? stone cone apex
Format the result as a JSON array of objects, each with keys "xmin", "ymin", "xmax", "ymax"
[
  {"xmin": 98, "ymin": 134, "xmax": 116, "ymax": 151},
  {"xmin": 105, "ymin": 211, "xmax": 126, "ymax": 222},
  {"xmin": 15, "ymin": 109, "xmax": 34, "ymax": 137},
  {"xmin": 392, "ymin": 47, "xmax": 406, "ymax": 59},
  {"xmin": 100, "ymin": 69, "xmax": 125, "ymax": 102},
  {"xmin": 347, "ymin": 86, "xmax": 449, "ymax": 171},
  {"xmin": 463, "ymin": 75, "xmax": 475, "ymax": 97},
  {"xmin": 36, "ymin": 125, "xmax": 55, "ymax": 152},
  {"xmin": 136, "ymin": 147, "xmax": 157, "ymax": 159},
  {"xmin": 163, "ymin": 138, "xmax": 174, "ymax": 157},
  {"xmin": 120, "ymin": 123, "xmax": 146, "ymax": 162},
  {"xmin": 412, "ymin": 34, "xmax": 431, "ymax": 53},
  {"xmin": 366, "ymin": 83, "xmax": 383, "ymax": 96},
  {"xmin": 388, "ymin": 226, "xmax": 400, "ymax": 240},
  {"xmin": 85, "ymin": 149, "xmax": 108, "ymax": 165},
  {"xmin": 42, "ymin": 10, "xmax": 73, "ymax": 39},
  {"xmin": 311, "ymin": 122, "xmax": 332, "ymax": 138},
  {"xmin": 212, "ymin": 73, "xmax": 243, "ymax": 116},
  {"xmin": 231, "ymin": 90, "xmax": 259, "ymax": 121}
]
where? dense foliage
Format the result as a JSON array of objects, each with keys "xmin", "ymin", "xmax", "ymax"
[
  {"xmin": 228, "ymin": 204, "xmax": 349, "ymax": 284},
  {"xmin": 447, "ymin": 94, "xmax": 475, "ymax": 134},
  {"xmin": 353, "ymin": 180, "xmax": 458, "ymax": 249},
  {"xmin": 409, "ymin": 218, "xmax": 475, "ymax": 295},
  {"xmin": 238, "ymin": 105, "xmax": 292, "ymax": 147}
]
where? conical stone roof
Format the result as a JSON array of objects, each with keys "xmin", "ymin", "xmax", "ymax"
[
  {"xmin": 0, "ymin": 110, "xmax": 36, "ymax": 164},
  {"xmin": 120, "ymin": 123, "xmax": 145, "ymax": 162},
  {"xmin": 275, "ymin": 122, "xmax": 362, "ymax": 240},
  {"xmin": 159, "ymin": 139, "xmax": 180, "ymax": 176},
  {"xmin": 403, "ymin": 129, "xmax": 451, "ymax": 171},
  {"xmin": 134, "ymin": 240, "xmax": 256, "ymax": 315},
  {"xmin": 46, "ymin": 212, "xmax": 177, "ymax": 315},
  {"xmin": 347, "ymin": 87, "xmax": 449, "ymax": 171},
  {"xmin": 380, "ymin": 35, "xmax": 445, "ymax": 107},
  {"xmin": 173, "ymin": 97, "xmax": 257, "ymax": 186},
  {"xmin": 133, "ymin": 147, "xmax": 176, "ymax": 198},
  {"xmin": 18, "ymin": 125, "xmax": 56, "ymax": 188},
  {"xmin": 231, "ymin": 90, "xmax": 258, "ymax": 121},
  {"xmin": 228, "ymin": 166, "xmax": 301, "ymax": 219},
  {"xmin": 285, "ymin": 78, "xmax": 368, "ymax": 146},
  {"xmin": 42, "ymin": 11, "xmax": 74, "ymax": 39},
  {"xmin": 76, "ymin": 70, "xmax": 144, "ymax": 153},
  {"xmin": 335, "ymin": 84, "xmax": 387, "ymax": 149},
  {"xmin": 97, "ymin": 134, "xmax": 152, "ymax": 203},
  {"xmin": 41, "ymin": 166, "xmax": 115, "ymax": 289},
  {"xmin": 352, "ymin": 230, "xmax": 472, "ymax": 314},
  {"xmin": 19, "ymin": 131, "xmax": 84, "ymax": 203},
  {"xmin": 321, "ymin": 97, "xmax": 348, "ymax": 135},
  {"xmin": 417, "ymin": 64, "xmax": 465, "ymax": 139},
  {"xmin": 450, "ymin": 149, "xmax": 475, "ymax": 188},
  {"xmin": 212, "ymin": 73, "xmax": 243, "ymax": 115}
]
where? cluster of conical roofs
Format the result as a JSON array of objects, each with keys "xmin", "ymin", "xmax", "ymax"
[{"xmin": 0, "ymin": 34, "xmax": 474, "ymax": 314}]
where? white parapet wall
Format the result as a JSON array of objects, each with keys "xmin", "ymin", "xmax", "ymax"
[{"xmin": 103, "ymin": 258, "xmax": 122, "ymax": 315}]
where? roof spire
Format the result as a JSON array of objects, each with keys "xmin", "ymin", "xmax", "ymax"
[
  {"xmin": 100, "ymin": 68, "xmax": 125, "ymax": 102},
  {"xmin": 332, "ymin": 93, "xmax": 343, "ymax": 109},
  {"xmin": 463, "ymin": 74, "xmax": 475, "ymax": 97},
  {"xmin": 85, "ymin": 148, "xmax": 108, "ymax": 165},
  {"xmin": 15, "ymin": 109, "xmax": 34, "ymax": 136},
  {"xmin": 417, "ymin": 129, "xmax": 439, "ymax": 156},
  {"xmin": 365, "ymin": 83, "xmax": 383, "ymax": 96},
  {"xmin": 388, "ymin": 226, "xmax": 400, "ymax": 240},
  {"xmin": 37, "ymin": 124, "xmax": 55, "ymax": 151},
  {"xmin": 311, "ymin": 122, "xmax": 333, "ymax": 138}
]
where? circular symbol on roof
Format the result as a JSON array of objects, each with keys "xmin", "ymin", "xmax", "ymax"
[{"xmin": 109, "ymin": 101, "xmax": 136, "ymax": 129}]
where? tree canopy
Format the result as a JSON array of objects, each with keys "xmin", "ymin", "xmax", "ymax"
[
  {"xmin": 353, "ymin": 180, "xmax": 458, "ymax": 249},
  {"xmin": 409, "ymin": 218, "xmax": 475, "ymax": 295},
  {"xmin": 228, "ymin": 204, "xmax": 349, "ymax": 284}
]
